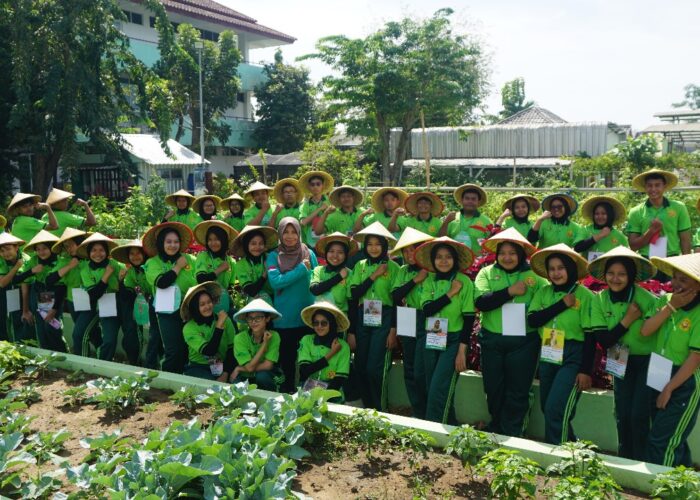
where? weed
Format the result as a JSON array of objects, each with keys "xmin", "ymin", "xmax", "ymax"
[
  {"xmin": 651, "ymin": 466, "xmax": 700, "ymax": 500},
  {"xmin": 477, "ymin": 448, "xmax": 540, "ymax": 499}
]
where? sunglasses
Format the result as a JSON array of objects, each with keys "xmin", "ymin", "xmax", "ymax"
[
  {"xmin": 312, "ymin": 320, "xmax": 329, "ymax": 327},
  {"xmin": 550, "ymin": 204, "xmax": 565, "ymax": 210}
]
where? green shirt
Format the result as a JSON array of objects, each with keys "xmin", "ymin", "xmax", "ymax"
[
  {"xmin": 693, "ymin": 227, "xmax": 700, "ymax": 249},
  {"xmin": 195, "ymin": 251, "xmax": 235, "ymax": 289},
  {"xmin": 594, "ymin": 286, "xmax": 659, "ymax": 355},
  {"xmin": 271, "ymin": 204, "xmax": 301, "ymax": 228},
  {"xmin": 123, "ymin": 266, "xmax": 152, "ymax": 296},
  {"xmin": 403, "ymin": 215, "xmax": 441, "ymax": 237},
  {"xmin": 297, "ymin": 334, "xmax": 351, "ymax": 381},
  {"xmin": 0, "ymin": 252, "xmax": 31, "ymax": 290},
  {"xmin": 144, "ymin": 254, "xmax": 196, "ymax": 295},
  {"xmin": 233, "ymin": 329, "xmax": 281, "ymax": 366},
  {"xmin": 324, "ymin": 208, "xmax": 361, "ymax": 236},
  {"xmin": 365, "ymin": 211, "xmax": 409, "ymax": 240},
  {"xmin": 310, "ymin": 265, "xmax": 351, "ymax": 313},
  {"xmin": 235, "ymin": 257, "xmax": 273, "ymax": 299},
  {"xmin": 536, "ymin": 219, "xmax": 582, "ymax": 249},
  {"xmin": 299, "ymin": 195, "xmax": 329, "ymax": 246},
  {"xmin": 529, "ymin": 284, "xmax": 600, "ymax": 341},
  {"xmin": 223, "ymin": 215, "xmax": 245, "ymax": 233},
  {"xmin": 446, "ymin": 210, "xmax": 492, "ymax": 255},
  {"xmin": 243, "ymin": 204, "xmax": 273, "ymax": 226},
  {"xmin": 183, "ymin": 317, "xmax": 235, "ymax": 366},
  {"xmin": 41, "ymin": 210, "xmax": 84, "ymax": 237},
  {"xmin": 626, "ymin": 198, "xmax": 691, "ymax": 257},
  {"xmin": 391, "ymin": 264, "xmax": 429, "ymax": 309},
  {"xmin": 419, "ymin": 273, "xmax": 475, "ymax": 334},
  {"xmin": 55, "ymin": 255, "xmax": 84, "ymax": 302},
  {"xmin": 653, "ymin": 294, "xmax": 700, "ymax": 366},
  {"xmin": 10, "ymin": 216, "xmax": 46, "ymax": 246},
  {"xmin": 348, "ymin": 259, "xmax": 400, "ymax": 305},
  {"xmin": 169, "ymin": 210, "xmax": 202, "ymax": 231},
  {"xmin": 80, "ymin": 259, "xmax": 123, "ymax": 293},
  {"xmin": 575, "ymin": 225, "xmax": 629, "ymax": 259},
  {"xmin": 474, "ymin": 264, "xmax": 547, "ymax": 334},
  {"xmin": 24, "ymin": 255, "xmax": 58, "ymax": 285},
  {"xmin": 502, "ymin": 218, "xmax": 533, "ymax": 239}
]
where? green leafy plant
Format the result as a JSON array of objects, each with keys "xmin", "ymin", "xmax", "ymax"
[
  {"xmin": 169, "ymin": 386, "xmax": 200, "ymax": 412},
  {"xmin": 85, "ymin": 371, "xmax": 157, "ymax": 414},
  {"xmin": 545, "ymin": 441, "xmax": 621, "ymax": 499},
  {"xmin": 342, "ymin": 409, "xmax": 396, "ymax": 460},
  {"xmin": 23, "ymin": 352, "xmax": 65, "ymax": 378},
  {"xmin": 195, "ymin": 382, "xmax": 253, "ymax": 418},
  {"xmin": 477, "ymin": 448, "xmax": 540, "ymax": 499},
  {"xmin": 0, "ymin": 341, "xmax": 32, "ymax": 376},
  {"xmin": 0, "ymin": 410, "xmax": 34, "ymax": 435},
  {"xmin": 445, "ymin": 424, "xmax": 498, "ymax": 471},
  {"xmin": 79, "ymin": 429, "xmax": 134, "ymax": 463},
  {"xmin": 651, "ymin": 466, "xmax": 700, "ymax": 499},
  {"xmin": 65, "ymin": 369, "xmax": 87, "ymax": 384},
  {"xmin": 13, "ymin": 470, "xmax": 63, "ymax": 500},
  {"xmin": 62, "ymin": 386, "xmax": 89, "ymax": 408},
  {"xmin": 7, "ymin": 384, "xmax": 41, "ymax": 405},
  {"xmin": 26, "ymin": 429, "xmax": 71, "ymax": 464},
  {"xmin": 0, "ymin": 432, "xmax": 36, "ymax": 491}
]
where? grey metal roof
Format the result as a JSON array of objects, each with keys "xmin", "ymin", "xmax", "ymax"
[
  {"xmin": 653, "ymin": 109, "xmax": 700, "ymax": 120},
  {"xmin": 497, "ymin": 106, "xmax": 567, "ymax": 125},
  {"xmin": 403, "ymin": 157, "xmax": 571, "ymax": 169},
  {"xmin": 234, "ymin": 152, "xmax": 303, "ymax": 167}
]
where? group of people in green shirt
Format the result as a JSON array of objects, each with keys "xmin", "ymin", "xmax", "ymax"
[{"xmin": 1, "ymin": 166, "xmax": 699, "ymax": 468}]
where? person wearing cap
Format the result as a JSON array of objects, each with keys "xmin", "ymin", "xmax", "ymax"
[
  {"xmin": 42, "ymin": 188, "xmax": 96, "ymax": 236},
  {"xmin": 440, "ymin": 184, "xmax": 492, "ymax": 257},
  {"xmin": 74, "ymin": 233, "xmax": 124, "ymax": 361},
  {"xmin": 163, "ymin": 189, "xmax": 202, "ymax": 230},
  {"xmin": 356, "ymin": 188, "xmax": 409, "ymax": 240},
  {"xmin": 574, "ymin": 196, "xmax": 629, "ymax": 261},
  {"xmin": 221, "ymin": 193, "xmax": 247, "ymax": 233},
  {"xmin": 269, "ymin": 178, "xmax": 302, "ymax": 229},
  {"xmin": 528, "ymin": 244, "xmax": 604, "ymax": 444},
  {"xmin": 298, "ymin": 171, "xmax": 333, "ymax": 248},
  {"xmin": 415, "ymin": 237, "xmax": 475, "ymax": 424},
  {"xmin": 310, "ymin": 233, "xmax": 357, "ymax": 318},
  {"xmin": 530, "ymin": 193, "xmax": 582, "ymax": 249},
  {"xmin": 474, "ymin": 228, "xmax": 547, "ymax": 436},
  {"xmin": 390, "ymin": 228, "xmax": 434, "ymax": 419},
  {"xmin": 314, "ymin": 186, "xmax": 364, "ymax": 239},
  {"xmin": 231, "ymin": 225, "xmax": 277, "ymax": 302},
  {"xmin": 193, "ymin": 221, "xmax": 236, "ymax": 315},
  {"xmin": 349, "ymin": 222, "xmax": 399, "ymax": 410},
  {"xmin": 401, "ymin": 192, "xmax": 444, "ymax": 237},
  {"xmin": 0, "ymin": 233, "xmax": 34, "ymax": 343},
  {"xmin": 143, "ymin": 222, "xmax": 197, "ymax": 373},
  {"xmin": 628, "ymin": 169, "xmax": 691, "ymax": 258},
  {"xmin": 494, "ymin": 195, "xmax": 540, "ymax": 241},
  {"xmin": 266, "ymin": 217, "xmax": 318, "ymax": 392},
  {"xmin": 181, "ymin": 282, "xmax": 236, "ymax": 381},
  {"xmin": 243, "ymin": 181, "xmax": 274, "ymax": 226},
  {"xmin": 193, "ymin": 195, "xmax": 222, "ymax": 222},
  {"xmin": 7, "ymin": 193, "xmax": 59, "ymax": 245},
  {"xmin": 640, "ymin": 254, "xmax": 700, "ymax": 467},
  {"xmin": 588, "ymin": 247, "xmax": 659, "ymax": 460},
  {"xmin": 231, "ymin": 298, "xmax": 284, "ymax": 390},
  {"xmin": 298, "ymin": 302, "xmax": 352, "ymax": 402}
]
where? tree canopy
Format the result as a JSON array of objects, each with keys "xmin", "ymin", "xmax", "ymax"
[
  {"xmin": 499, "ymin": 77, "xmax": 534, "ymax": 120},
  {"xmin": 673, "ymin": 83, "xmax": 700, "ymax": 110}
]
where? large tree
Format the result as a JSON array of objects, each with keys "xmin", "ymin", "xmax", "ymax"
[
  {"xmin": 253, "ymin": 51, "xmax": 316, "ymax": 154},
  {"xmin": 303, "ymin": 8, "xmax": 488, "ymax": 186},
  {"xmin": 673, "ymin": 83, "xmax": 700, "ymax": 110},
  {"xmin": 499, "ymin": 77, "xmax": 534, "ymax": 119}
]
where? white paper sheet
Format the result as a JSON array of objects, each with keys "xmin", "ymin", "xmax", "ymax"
[
  {"xmin": 649, "ymin": 236, "xmax": 668, "ymax": 259},
  {"xmin": 72, "ymin": 288, "xmax": 91, "ymax": 312},
  {"xmin": 647, "ymin": 352, "xmax": 673, "ymax": 391},
  {"xmin": 502, "ymin": 303, "xmax": 526, "ymax": 336},
  {"xmin": 396, "ymin": 306, "xmax": 417, "ymax": 338},
  {"xmin": 98, "ymin": 293, "xmax": 117, "ymax": 318},
  {"xmin": 5, "ymin": 288, "xmax": 20, "ymax": 313},
  {"xmin": 155, "ymin": 286, "xmax": 178, "ymax": 313}
]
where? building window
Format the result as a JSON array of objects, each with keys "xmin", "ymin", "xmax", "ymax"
[
  {"xmin": 149, "ymin": 16, "xmax": 156, "ymax": 28},
  {"xmin": 122, "ymin": 10, "xmax": 143, "ymax": 25},
  {"xmin": 237, "ymin": 93, "xmax": 245, "ymax": 103},
  {"xmin": 156, "ymin": 168, "xmax": 184, "ymax": 180},
  {"xmin": 199, "ymin": 29, "xmax": 219, "ymax": 42}
]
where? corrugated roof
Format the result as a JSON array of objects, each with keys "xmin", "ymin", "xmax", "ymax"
[
  {"xmin": 498, "ymin": 106, "xmax": 567, "ymax": 125},
  {"xmin": 121, "ymin": 134, "xmax": 209, "ymax": 167},
  {"xmin": 234, "ymin": 152, "xmax": 303, "ymax": 167},
  {"xmin": 404, "ymin": 158, "xmax": 571, "ymax": 169}
]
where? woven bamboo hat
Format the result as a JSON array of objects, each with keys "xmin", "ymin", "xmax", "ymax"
[
  {"xmin": 233, "ymin": 297, "xmax": 282, "ymax": 322},
  {"xmin": 299, "ymin": 170, "xmax": 334, "ymax": 195},
  {"xmin": 0, "ymin": 232, "xmax": 25, "ymax": 248},
  {"xmin": 580, "ymin": 196, "xmax": 626, "ymax": 226},
  {"xmin": 414, "ymin": 236, "xmax": 475, "ymax": 272},
  {"xmin": 315, "ymin": 232, "xmax": 359, "ymax": 258},
  {"xmin": 192, "ymin": 194, "xmax": 222, "ymax": 214},
  {"xmin": 588, "ymin": 246, "xmax": 656, "ymax": 282},
  {"xmin": 482, "ymin": 227, "xmax": 537, "ymax": 257},
  {"xmin": 219, "ymin": 193, "xmax": 250, "ymax": 211},
  {"xmin": 193, "ymin": 220, "xmax": 238, "ymax": 250},
  {"xmin": 24, "ymin": 230, "xmax": 60, "ymax": 254},
  {"xmin": 7, "ymin": 193, "xmax": 41, "ymax": 216},
  {"xmin": 390, "ymin": 227, "xmax": 434, "ymax": 256},
  {"xmin": 301, "ymin": 301, "xmax": 350, "ymax": 332},
  {"xmin": 329, "ymin": 185, "xmax": 363, "ymax": 208},
  {"xmin": 404, "ymin": 191, "xmax": 445, "ymax": 217},
  {"xmin": 273, "ymin": 178, "xmax": 304, "ymax": 204},
  {"xmin": 51, "ymin": 227, "xmax": 89, "ymax": 254},
  {"xmin": 371, "ymin": 187, "xmax": 409, "ymax": 214},
  {"xmin": 244, "ymin": 181, "xmax": 273, "ymax": 199},
  {"xmin": 542, "ymin": 193, "xmax": 578, "ymax": 214},
  {"xmin": 502, "ymin": 194, "xmax": 540, "ymax": 213},
  {"xmin": 45, "ymin": 188, "xmax": 74, "ymax": 206},
  {"xmin": 230, "ymin": 225, "xmax": 278, "ymax": 258},
  {"xmin": 142, "ymin": 222, "xmax": 193, "ymax": 257},
  {"xmin": 650, "ymin": 254, "xmax": 700, "ymax": 285},
  {"xmin": 632, "ymin": 169, "xmax": 678, "ymax": 192},
  {"xmin": 352, "ymin": 221, "xmax": 397, "ymax": 248},
  {"xmin": 180, "ymin": 281, "xmax": 223, "ymax": 322},
  {"xmin": 165, "ymin": 189, "xmax": 195, "ymax": 208},
  {"xmin": 530, "ymin": 243, "xmax": 589, "ymax": 280},
  {"xmin": 454, "ymin": 184, "xmax": 487, "ymax": 207},
  {"xmin": 76, "ymin": 232, "xmax": 118, "ymax": 259},
  {"xmin": 111, "ymin": 239, "xmax": 146, "ymax": 265}
]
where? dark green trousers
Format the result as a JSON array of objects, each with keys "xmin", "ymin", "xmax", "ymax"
[
  {"xmin": 354, "ymin": 308, "xmax": 392, "ymax": 411},
  {"xmin": 96, "ymin": 316, "xmax": 121, "ymax": 362},
  {"xmin": 647, "ymin": 368, "xmax": 700, "ymax": 467},
  {"xmin": 144, "ymin": 304, "xmax": 163, "ymax": 370},
  {"xmin": 539, "ymin": 340, "xmax": 583, "ymax": 444},
  {"xmin": 423, "ymin": 333, "xmax": 460, "ymax": 424},
  {"xmin": 72, "ymin": 310, "xmax": 99, "ymax": 356},
  {"xmin": 613, "ymin": 354, "xmax": 654, "ymax": 460},
  {"xmin": 155, "ymin": 311, "xmax": 187, "ymax": 374},
  {"xmin": 401, "ymin": 310, "xmax": 427, "ymax": 419},
  {"xmin": 480, "ymin": 330, "xmax": 539, "ymax": 436},
  {"xmin": 119, "ymin": 292, "xmax": 144, "ymax": 365},
  {"xmin": 2, "ymin": 286, "xmax": 34, "ymax": 343}
]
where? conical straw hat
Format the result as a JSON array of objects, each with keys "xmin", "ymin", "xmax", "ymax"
[
  {"xmin": 352, "ymin": 221, "xmax": 397, "ymax": 247},
  {"xmin": 454, "ymin": 184, "xmax": 487, "ymax": 207},
  {"xmin": 315, "ymin": 232, "xmax": 359, "ymax": 257},
  {"xmin": 650, "ymin": 254, "xmax": 700, "ymax": 285},
  {"xmin": 588, "ymin": 246, "xmax": 656, "ymax": 282},
  {"xmin": 24, "ymin": 230, "xmax": 59, "ymax": 253},
  {"xmin": 301, "ymin": 301, "xmax": 350, "ymax": 332},
  {"xmin": 46, "ymin": 188, "xmax": 74, "ymax": 206},
  {"xmin": 632, "ymin": 169, "xmax": 678, "ymax": 192},
  {"xmin": 482, "ymin": 227, "xmax": 537, "ymax": 257},
  {"xmin": 180, "ymin": 281, "xmax": 223, "ymax": 322},
  {"xmin": 390, "ymin": 227, "xmax": 433, "ymax": 256},
  {"xmin": 530, "ymin": 243, "xmax": 589, "ymax": 280},
  {"xmin": 414, "ymin": 236, "xmax": 474, "ymax": 272},
  {"xmin": 580, "ymin": 196, "xmax": 626, "ymax": 226}
]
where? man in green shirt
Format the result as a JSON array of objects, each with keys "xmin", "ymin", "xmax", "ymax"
[
  {"xmin": 269, "ymin": 178, "xmax": 302, "ymax": 229},
  {"xmin": 298, "ymin": 171, "xmax": 333, "ymax": 248},
  {"xmin": 355, "ymin": 187, "xmax": 409, "ymax": 239},
  {"xmin": 42, "ymin": 188, "xmax": 96, "ymax": 236},
  {"xmin": 440, "ymin": 183, "xmax": 492, "ymax": 256},
  {"xmin": 7, "ymin": 192, "xmax": 58, "ymax": 245},
  {"xmin": 315, "ymin": 186, "xmax": 364, "ymax": 237},
  {"xmin": 243, "ymin": 181, "xmax": 274, "ymax": 226},
  {"xmin": 402, "ymin": 191, "xmax": 444, "ymax": 237}
]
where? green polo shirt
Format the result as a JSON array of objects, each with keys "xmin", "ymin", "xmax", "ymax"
[
  {"xmin": 365, "ymin": 211, "xmax": 409, "ymax": 240},
  {"xmin": 23, "ymin": 255, "xmax": 59, "ymax": 285},
  {"xmin": 144, "ymin": 254, "xmax": 196, "ymax": 296},
  {"xmin": 123, "ymin": 266, "xmax": 152, "ymax": 296},
  {"xmin": 297, "ymin": 334, "xmax": 351, "ymax": 381},
  {"xmin": 693, "ymin": 227, "xmax": 700, "ymax": 249},
  {"xmin": 183, "ymin": 317, "xmax": 235, "ymax": 366},
  {"xmin": 529, "ymin": 284, "xmax": 600, "ymax": 341},
  {"xmin": 233, "ymin": 329, "xmax": 281, "ymax": 366},
  {"xmin": 169, "ymin": 210, "xmax": 202, "ymax": 231},
  {"xmin": 593, "ymin": 286, "xmax": 659, "ymax": 355},
  {"xmin": 1, "ymin": 252, "xmax": 32, "ymax": 285},
  {"xmin": 348, "ymin": 259, "xmax": 399, "ymax": 305},
  {"xmin": 243, "ymin": 204, "xmax": 273, "ymax": 226},
  {"xmin": 419, "ymin": 273, "xmax": 475, "ymax": 334},
  {"xmin": 446, "ymin": 210, "xmax": 492, "ymax": 255},
  {"xmin": 575, "ymin": 225, "xmax": 629, "ymax": 258},
  {"xmin": 299, "ymin": 195, "xmax": 329, "ymax": 246},
  {"xmin": 41, "ymin": 210, "xmax": 84, "ymax": 237},
  {"xmin": 653, "ymin": 295, "xmax": 700, "ymax": 366},
  {"xmin": 502, "ymin": 218, "xmax": 533, "ymax": 239},
  {"xmin": 536, "ymin": 219, "xmax": 582, "ymax": 249},
  {"xmin": 626, "ymin": 198, "xmax": 691, "ymax": 257},
  {"xmin": 310, "ymin": 265, "xmax": 351, "ymax": 313},
  {"xmin": 474, "ymin": 264, "xmax": 547, "ymax": 334},
  {"xmin": 391, "ymin": 264, "xmax": 429, "ymax": 309},
  {"xmin": 223, "ymin": 215, "xmax": 245, "ymax": 233},
  {"xmin": 324, "ymin": 208, "xmax": 361, "ymax": 236},
  {"xmin": 195, "ymin": 251, "xmax": 235, "ymax": 289},
  {"xmin": 235, "ymin": 257, "xmax": 273, "ymax": 299},
  {"xmin": 10, "ymin": 216, "xmax": 46, "ymax": 246},
  {"xmin": 271, "ymin": 204, "xmax": 301, "ymax": 228},
  {"xmin": 403, "ymin": 215, "xmax": 441, "ymax": 237},
  {"xmin": 80, "ymin": 259, "xmax": 123, "ymax": 293},
  {"xmin": 53, "ymin": 255, "xmax": 85, "ymax": 302}
]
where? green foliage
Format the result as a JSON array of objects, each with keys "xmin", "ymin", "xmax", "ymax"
[
  {"xmin": 26, "ymin": 429, "xmax": 70, "ymax": 464},
  {"xmin": 13, "ymin": 471, "xmax": 63, "ymax": 500},
  {"xmin": 499, "ymin": 77, "xmax": 534, "ymax": 120},
  {"xmin": 445, "ymin": 424, "xmax": 498, "ymax": 469},
  {"xmin": 23, "ymin": 352, "xmax": 65, "ymax": 379},
  {"xmin": 397, "ymin": 428, "xmax": 434, "ymax": 470},
  {"xmin": 195, "ymin": 382, "xmax": 254, "ymax": 419},
  {"xmin": 341, "ymin": 409, "xmax": 397, "ymax": 459},
  {"xmin": 211, "ymin": 172, "xmax": 239, "ymax": 199},
  {"xmin": 85, "ymin": 371, "xmax": 158, "ymax": 414},
  {"xmin": 295, "ymin": 137, "xmax": 367, "ymax": 185},
  {"xmin": 7, "ymin": 384, "xmax": 41, "ymax": 406},
  {"xmin": 0, "ymin": 432, "xmax": 36, "ymax": 492},
  {"xmin": 62, "ymin": 386, "xmax": 89, "ymax": 408},
  {"xmin": 477, "ymin": 448, "xmax": 540, "ymax": 499},
  {"xmin": 651, "ymin": 466, "xmax": 700, "ymax": 499},
  {"xmin": 673, "ymin": 83, "xmax": 700, "ymax": 110},
  {"xmin": 169, "ymin": 386, "xmax": 200, "ymax": 412},
  {"xmin": 79, "ymin": 429, "xmax": 134, "ymax": 463},
  {"xmin": 612, "ymin": 134, "xmax": 660, "ymax": 170},
  {"xmin": 545, "ymin": 441, "xmax": 621, "ymax": 499},
  {"xmin": 0, "ymin": 341, "xmax": 32, "ymax": 376}
]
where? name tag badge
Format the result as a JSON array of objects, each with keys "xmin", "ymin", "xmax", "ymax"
[
  {"xmin": 397, "ymin": 306, "xmax": 417, "ymax": 338},
  {"xmin": 541, "ymin": 327, "xmax": 565, "ymax": 364},
  {"xmin": 6, "ymin": 288, "xmax": 21, "ymax": 313},
  {"xmin": 209, "ymin": 358, "xmax": 224, "ymax": 377},
  {"xmin": 502, "ymin": 303, "xmax": 526, "ymax": 336},
  {"xmin": 363, "ymin": 299, "xmax": 383, "ymax": 327},
  {"xmin": 425, "ymin": 317, "xmax": 448, "ymax": 350},
  {"xmin": 587, "ymin": 251, "xmax": 604, "ymax": 262},
  {"xmin": 98, "ymin": 293, "xmax": 118, "ymax": 318},
  {"xmin": 647, "ymin": 352, "xmax": 673, "ymax": 391},
  {"xmin": 454, "ymin": 231, "xmax": 471, "ymax": 247},
  {"xmin": 72, "ymin": 288, "xmax": 91, "ymax": 312},
  {"xmin": 302, "ymin": 378, "xmax": 329, "ymax": 391},
  {"xmin": 649, "ymin": 236, "xmax": 668, "ymax": 259},
  {"xmin": 605, "ymin": 344, "xmax": 629, "ymax": 379}
]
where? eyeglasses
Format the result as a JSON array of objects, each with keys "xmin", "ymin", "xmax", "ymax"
[
  {"xmin": 550, "ymin": 204, "xmax": 565, "ymax": 210},
  {"xmin": 246, "ymin": 315, "xmax": 266, "ymax": 323},
  {"xmin": 312, "ymin": 320, "xmax": 329, "ymax": 327},
  {"xmin": 309, "ymin": 181, "xmax": 323, "ymax": 187}
]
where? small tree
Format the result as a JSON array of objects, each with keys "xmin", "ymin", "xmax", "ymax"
[
  {"xmin": 499, "ymin": 77, "xmax": 534, "ymax": 119},
  {"xmin": 673, "ymin": 84, "xmax": 700, "ymax": 110}
]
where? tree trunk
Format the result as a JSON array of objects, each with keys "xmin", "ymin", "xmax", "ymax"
[
  {"xmin": 33, "ymin": 147, "xmax": 61, "ymax": 198},
  {"xmin": 393, "ymin": 126, "xmax": 413, "ymax": 187},
  {"xmin": 376, "ymin": 113, "xmax": 392, "ymax": 186}
]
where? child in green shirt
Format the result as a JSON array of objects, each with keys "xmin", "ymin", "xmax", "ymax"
[
  {"xmin": 163, "ymin": 189, "xmax": 202, "ymax": 230},
  {"xmin": 270, "ymin": 178, "xmax": 302, "ymax": 229},
  {"xmin": 243, "ymin": 182, "xmax": 274, "ymax": 226},
  {"xmin": 0, "ymin": 232, "xmax": 34, "ymax": 344},
  {"xmin": 531, "ymin": 193, "xmax": 582, "ymax": 249},
  {"xmin": 402, "ymin": 192, "xmax": 445, "ymax": 237},
  {"xmin": 298, "ymin": 171, "xmax": 333, "ymax": 248},
  {"xmin": 310, "ymin": 233, "xmax": 358, "ymax": 318},
  {"xmin": 220, "ymin": 193, "xmax": 247, "ymax": 233},
  {"xmin": 193, "ymin": 221, "xmax": 236, "ymax": 314},
  {"xmin": 231, "ymin": 225, "xmax": 277, "ymax": 303},
  {"xmin": 7, "ymin": 193, "xmax": 58, "ymax": 246},
  {"xmin": 574, "ymin": 196, "xmax": 629, "ymax": 261},
  {"xmin": 440, "ymin": 184, "xmax": 492, "ymax": 256},
  {"xmin": 315, "ymin": 186, "xmax": 364, "ymax": 238},
  {"xmin": 495, "ymin": 195, "xmax": 540, "ymax": 242}
]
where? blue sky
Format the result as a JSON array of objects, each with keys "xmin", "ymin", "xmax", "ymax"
[{"xmin": 229, "ymin": 0, "xmax": 700, "ymax": 130}]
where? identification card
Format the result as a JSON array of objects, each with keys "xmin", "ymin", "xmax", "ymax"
[
  {"xmin": 37, "ymin": 291, "xmax": 55, "ymax": 312},
  {"xmin": 502, "ymin": 303, "xmax": 526, "ymax": 336},
  {"xmin": 425, "ymin": 317, "xmax": 448, "ymax": 350},
  {"xmin": 98, "ymin": 293, "xmax": 118, "ymax": 318},
  {"xmin": 396, "ymin": 306, "xmax": 417, "ymax": 338},
  {"xmin": 454, "ymin": 231, "xmax": 471, "ymax": 247},
  {"xmin": 302, "ymin": 378, "xmax": 329, "ymax": 391},
  {"xmin": 587, "ymin": 251, "xmax": 604, "ymax": 262},
  {"xmin": 647, "ymin": 352, "xmax": 673, "ymax": 391},
  {"xmin": 363, "ymin": 299, "xmax": 383, "ymax": 327},
  {"xmin": 605, "ymin": 344, "xmax": 629, "ymax": 379},
  {"xmin": 72, "ymin": 288, "xmax": 91, "ymax": 312},
  {"xmin": 541, "ymin": 327, "xmax": 565, "ymax": 364},
  {"xmin": 155, "ymin": 286, "xmax": 179, "ymax": 313},
  {"xmin": 6, "ymin": 288, "xmax": 21, "ymax": 313},
  {"xmin": 208, "ymin": 359, "xmax": 223, "ymax": 377},
  {"xmin": 649, "ymin": 236, "xmax": 668, "ymax": 259}
]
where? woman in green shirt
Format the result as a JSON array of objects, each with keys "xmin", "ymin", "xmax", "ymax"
[
  {"xmin": 181, "ymin": 281, "xmax": 236, "ymax": 381},
  {"xmin": 143, "ymin": 222, "xmax": 196, "ymax": 373},
  {"xmin": 231, "ymin": 225, "xmax": 277, "ymax": 303},
  {"xmin": 415, "ymin": 237, "xmax": 475, "ymax": 424},
  {"xmin": 193, "ymin": 195, "xmax": 222, "ymax": 222},
  {"xmin": 0, "ymin": 232, "xmax": 32, "ymax": 343},
  {"xmin": 588, "ymin": 246, "xmax": 658, "ymax": 460},
  {"xmin": 349, "ymin": 221, "xmax": 398, "ymax": 410},
  {"xmin": 640, "ymin": 254, "xmax": 700, "ymax": 467},
  {"xmin": 494, "ymin": 195, "xmax": 540, "ymax": 242},
  {"xmin": 193, "ymin": 220, "xmax": 237, "ymax": 315},
  {"xmin": 43, "ymin": 187, "xmax": 96, "ymax": 236},
  {"xmin": 531, "ymin": 193, "xmax": 582, "ymax": 249},
  {"xmin": 299, "ymin": 301, "xmax": 352, "ymax": 402},
  {"xmin": 163, "ymin": 189, "xmax": 202, "ymax": 230},
  {"xmin": 574, "ymin": 196, "xmax": 629, "ymax": 261},
  {"xmin": 528, "ymin": 243, "xmax": 604, "ymax": 444},
  {"xmin": 475, "ymin": 228, "xmax": 546, "ymax": 436},
  {"xmin": 401, "ymin": 191, "xmax": 444, "ymax": 237},
  {"xmin": 220, "ymin": 193, "xmax": 248, "ymax": 233},
  {"xmin": 310, "ymin": 232, "xmax": 358, "ymax": 319}
]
